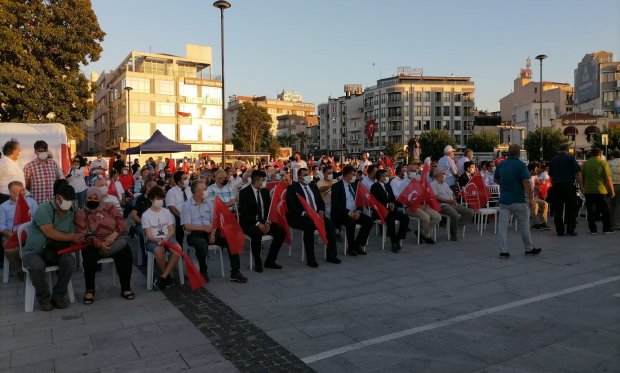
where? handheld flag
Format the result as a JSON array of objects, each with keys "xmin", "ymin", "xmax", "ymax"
[
  {"xmin": 4, "ymin": 193, "xmax": 32, "ymax": 250},
  {"xmin": 296, "ymin": 194, "xmax": 328, "ymax": 245},
  {"xmin": 354, "ymin": 183, "xmax": 388, "ymax": 223},
  {"xmin": 469, "ymin": 174, "xmax": 489, "ymax": 208},
  {"xmin": 396, "ymin": 178, "xmax": 426, "ymax": 212},
  {"xmin": 267, "ymin": 182, "xmax": 291, "ymax": 245},
  {"xmin": 385, "ymin": 156, "xmax": 395, "ymax": 177},
  {"xmin": 163, "ymin": 241, "xmax": 206, "ymax": 290},
  {"xmin": 421, "ymin": 164, "xmax": 441, "ymax": 212},
  {"xmin": 57, "ymin": 244, "xmax": 90, "ymax": 255},
  {"xmin": 213, "ymin": 196, "xmax": 245, "ymax": 254}
]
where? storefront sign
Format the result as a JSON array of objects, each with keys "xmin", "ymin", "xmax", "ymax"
[{"xmin": 184, "ymin": 77, "xmax": 223, "ymax": 87}]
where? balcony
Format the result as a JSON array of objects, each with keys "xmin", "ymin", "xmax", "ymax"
[{"xmin": 387, "ymin": 115, "xmax": 403, "ymax": 121}]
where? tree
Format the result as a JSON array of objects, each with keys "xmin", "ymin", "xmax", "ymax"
[
  {"xmin": 0, "ymin": 0, "xmax": 105, "ymax": 140},
  {"xmin": 296, "ymin": 132, "xmax": 309, "ymax": 155},
  {"xmin": 276, "ymin": 134, "xmax": 293, "ymax": 147},
  {"xmin": 266, "ymin": 136, "xmax": 281, "ymax": 160},
  {"xmin": 466, "ymin": 131, "xmax": 499, "ymax": 152},
  {"xmin": 384, "ymin": 142, "xmax": 405, "ymax": 159},
  {"xmin": 523, "ymin": 127, "xmax": 570, "ymax": 161},
  {"xmin": 591, "ymin": 126, "xmax": 620, "ymax": 152},
  {"xmin": 419, "ymin": 130, "xmax": 457, "ymax": 161},
  {"xmin": 231, "ymin": 102, "xmax": 272, "ymax": 152}
]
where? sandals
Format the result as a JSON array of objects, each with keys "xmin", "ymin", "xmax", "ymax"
[
  {"xmin": 121, "ymin": 290, "xmax": 135, "ymax": 300},
  {"xmin": 83, "ymin": 290, "xmax": 95, "ymax": 305}
]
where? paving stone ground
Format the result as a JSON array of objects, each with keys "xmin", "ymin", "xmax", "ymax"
[{"xmin": 2, "ymin": 214, "xmax": 620, "ymax": 372}]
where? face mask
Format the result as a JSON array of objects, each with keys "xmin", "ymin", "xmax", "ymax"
[
  {"xmin": 152, "ymin": 199, "xmax": 164, "ymax": 209},
  {"xmin": 275, "ymin": 174, "xmax": 282, "ymax": 181},
  {"xmin": 203, "ymin": 191, "xmax": 209, "ymax": 200},
  {"xmin": 99, "ymin": 186, "xmax": 108, "ymax": 195},
  {"xmin": 407, "ymin": 172, "xmax": 416, "ymax": 179},
  {"xmin": 86, "ymin": 200, "xmax": 100, "ymax": 209},
  {"xmin": 327, "ymin": 174, "xmax": 334, "ymax": 180},
  {"xmin": 261, "ymin": 180, "xmax": 267, "ymax": 188},
  {"xmin": 383, "ymin": 177, "xmax": 390, "ymax": 184},
  {"xmin": 221, "ymin": 180, "xmax": 228, "ymax": 186},
  {"xmin": 37, "ymin": 152, "xmax": 48, "ymax": 160},
  {"xmin": 58, "ymin": 197, "xmax": 73, "ymax": 211},
  {"xmin": 160, "ymin": 172, "xmax": 165, "ymax": 178},
  {"xmin": 183, "ymin": 179, "xmax": 190, "ymax": 187},
  {"xmin": 302, "ymin": 175, "xmax": 312, "ymax": 184},
  {"xmin": 122, "ymin": 170, "xmax": 128, "ymax": 175}
]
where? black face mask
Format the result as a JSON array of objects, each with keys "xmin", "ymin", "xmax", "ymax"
[
  {"xmin": 221, "ymin": 180, "xmax": 228, "ymax": 186},
  {"xmin": 86, "ymin": 200, "xmax": 100, "ymax": 209}
]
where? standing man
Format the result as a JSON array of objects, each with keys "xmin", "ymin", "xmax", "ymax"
[
  {"xmin": 494, "ymin": 144, "xmax": 542, "ymax": 259},
  {"xmin": 331, "ymin": 165, "xmax": 373, "ymax": 256},
  {"xmin": 581, "ymin": 148, "xmax": 615, "ymax": 234},
  {"xmin": 238, "ymin": 171, "xmax": 285, "ymax": 272},
  {"xmin": 358, "ymin": 153, "xmax": 372, "ymax": 172},
  {"xmin": 438, "ymin": 145, "xmax": 458, "ymax": 190},
  {"xmin": 549, "ymin": 144, "xmax": 584, "ymax": 236},
  {"xmin": 89, "ymin": 152, "xmax": 107, "ymax": 178},
  {"xmin": 23, "ymin": 140, "xmax": 63, "ymax": 204},
  {"xmin": 608, "ymin": 150, "xmax": 620, "ymax": 231},
  {"xmin": 165, "ymin": 171, "xmax": 192, "ymax": 245},
  {"xmin": 456, "ymin": 149, "xmax": 474, "ymax": 176},
  {"xmin": 289, "ymin": 152, "xmax": 307, "ymax": 182},
  {"xmin": 0, "ymin": 139, "xmax": 24, "ymax": 204},
  {"xmin": 112, "ymin": 154, "xmax": 125, "ymax": 174}
]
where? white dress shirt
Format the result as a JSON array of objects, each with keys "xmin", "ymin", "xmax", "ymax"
[
  {"xmin": 0, "ymin": 156, "xmax": 25, "ymax": 194},
  {"xmin": 165, "ymin": 185, "xmax": 192, "ymax": 214},
  {"xmin": 438, "ymin": 156, "xmax": 458, "ymax": 186},
  {"xmin": 390, "ymin": 176, "xmax": 409, "ymax": 198},
  {"xmin": 361, "ymin": 176, "xmax": 374, "ymax": 191}
]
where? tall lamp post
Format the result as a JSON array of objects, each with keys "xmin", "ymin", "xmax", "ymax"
[
  {"xmin": 535, "ymin": 54, "xmax": 547, "ymax": 161},
  {"xmin": 213, "ymin": 0, "xmax": 231, "ymax": 166},
  {"xmin": 124, "ymin": 86, "xmax": 133, "ymax": 164}
]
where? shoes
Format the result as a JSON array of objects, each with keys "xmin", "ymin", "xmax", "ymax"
[
  {"xmin": 254, "ymin": 262, "xmax": 264, "ymax": 273},
  {"xmin": 524, "ymin": 248, "xmax": 542, "ymax": 256},
  {"xmin": 347, "ymin": 247, "xmax": 358, "ymax": 256},
  {"xmin": 230, "ymin": 271, "xmax": 248, "ymax": 283},
  {"xmin": 326, "ymin": 257, "xmax": 341, "ymax": 264},
  {"xmin": 603, "ymin": 230, "xmax": 614, "ymax": 235},
  {"xmin": 391, "ymin": 243, "xmax": 401, "ymax": 253},
  {"xmin": 164, "ymin": 276, "xmax": 176, "ymax": 288},
  {"xmin": 264, "ymin": 262, "xmax": 282, "ymax": 269},
  {"xmin": 532, "ymin": 224, "xmax": 543, "ymax": 231},
  {"xmin": 421, "ymin": 236, "xmax": 435, "ymax": 244},
  {"xmin": 154, "ymin": 276, "xmax": 175, "ymax": 290},
  {"xmin": 40, "ymin": 301, "xmax": 53, "ymax": 311},
  {"xmin": 566, "ymin": 232, "xmax": 578, "ymax": 236},
  {"xmin": 307, "ymin": 261, "xmax": 319, "ymax": 268},
  {"xmin": 539, "ymin": 223, "xmax": 551, "ymax": 231},
  {"xmin": 51, "ymin": 297, "xmax": 68, "ymax": 309},
  {"xmin": 200, "ymin": 270, "xmax": 210, "ymax": 282},
  {"xmin": 355, "ymin": 245, "xmax": 367, "ymax": 255},
  {"xmin": 590, "ymin": 231, "xmax": 597, "ymax": 235},
  {"xmin": 499, "ymin": 252, "xmax": 510, "ymax": 259}
]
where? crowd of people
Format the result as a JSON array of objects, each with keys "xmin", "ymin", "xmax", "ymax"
[{"xmin": 1, "ymin": 137, "xmax": 618, "ymax": 312}]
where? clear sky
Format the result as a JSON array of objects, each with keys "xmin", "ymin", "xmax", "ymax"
[{"xmin": 85, "ymin": 0, "xmax": 620, "ymax": 112}]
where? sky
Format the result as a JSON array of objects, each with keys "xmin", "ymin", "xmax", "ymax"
[{"xmin": 85, "ymin": 0, "xmax": 620, "ymax": 112}]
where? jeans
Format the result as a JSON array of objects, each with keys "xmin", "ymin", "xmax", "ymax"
[
  {"xmin": 75, "ymin": 190, "xmax": 87, "ymax": 209},
  {"xmin": 585, "ymin": 194, "xmax": 612, "ymax": 233},
  {"xmin": 497, "ymin": 203, "xmax": 533, "ymax": 253},
  {"xmin": 22, "ymin": 251, "xmax": 75, "ymax": 304}
]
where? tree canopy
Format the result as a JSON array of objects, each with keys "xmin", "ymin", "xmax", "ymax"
[
  {"xmin": 591, "ymin": 126, "xmax": 620, "ymax": 152},
  {"xmin": 0, "ymin": 0, "xmax": 105, "ymax": 140},
  {"xmin": 419, "ymin": 130, "xmax": 457, "ymax": 161},
  {"xmin": 523, "ymin": 127, "xmax": 570, "ymax": 161},
  {"xmin": 231, "ymin": 101, "xmax": 273, "ymax": 152},
  {"xmin": 466, "ymin": 130, "xmax": 499, "ymax": 152}
]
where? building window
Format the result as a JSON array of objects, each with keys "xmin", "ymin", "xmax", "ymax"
[
  {"xmin": 180, "ymin": 124, "xmax": 198, "ymax": 141},
  {"xmin": 423, "ymin": 106, "xmax": 430, "ymax": 116},
  {"xmin": 443, "ymin": 106, "xmax": 450, "ymax": 116},
  {"xmin": 155, "ymin": 80, "xmax": 174, "ymax": 95},
  {"xmin": 179, "ymin": 83, "xmax": 198, "ymax": 97},
  {"xmin": 155, "ymin": 102, "xmax": 175, "ymax": 117},
  {"xmin": 442, "ymin": 120, "xmax": 450, "ymax": 130},
  {"xmin": 454, "ymin": 120, "xmax": 461, "ymax": 130},
  {"xmin": 201, "ymin": 87, "xmax": 221, "ymax": 98},
  {"xmin": 388, "ymin": 107, "xmax": 402, "ymax": 117},
  {"xmin": 434, "ymin": 106, "xmax": 441, "ymax": 116},
  {"xmin": 388, "ymin": 92, "xmax": 402, "ymax": 103},
  {"xmin": 414, "ymin": 91, "xmax": 422, "ymax": 102},
  {"xmin": 423, "ymin": 120, "xmax": 430, "ymax": 130},
  {"xmin": 424, "ymin": 92, "xmax": 431, "ymax": 102},
  {"xmin": 125, "ymin": 77, "xmax": 150, "ymax": 93},
  {"xmin": 454, "ymin": 93, "xmax": 461, "ymax": 102},
  {"xmin": 434, "ymin": 92, "xmax": 442, "ymax": 102},
  {"xmin": 434, "ymin": 120, "xmax": 441, "ymax": 130},
  {"xmin": 443, "ymin": 92, "xmax": 451, "ymax": 102},
  {"xmin": 454, "ymin": 106, "xmax": 461, "ymax": 116},
  {"xmin": 414, "ymin": 106, "xmax": 421, "ymax": 116},
  {"xmin": 131, "ymin": 100, "xmax": 150, "ymax": 115}
]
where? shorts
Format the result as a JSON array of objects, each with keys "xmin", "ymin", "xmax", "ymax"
[{"xmin": 145, "ymin": 238, "xmax": 179, "ymax": 253}]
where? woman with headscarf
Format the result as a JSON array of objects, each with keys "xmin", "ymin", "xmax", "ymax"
[{"xmin": 74, "ymin": 187, "xmax": 134, "ymax": 304}]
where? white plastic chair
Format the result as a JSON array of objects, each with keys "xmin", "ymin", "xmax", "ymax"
[
  {"xmin": 18, "ymin": 222, "xmax": 76, "ymax": 312},
  {"xmin": 462, "ymin": 184, "xmax": 497, "ymax": 236},
  {"xmin": 94, "ymin": 257, "xmax": 118, "ymax": 288},
  {"xmin": 182, "ymin": 231, "xmax": 225, "ymax": 277},
  {"xmin": 143, "ymin": 229, "xmax": 185, "ymax": 290},
  {"xmin": 289, "ymin": 228, "xmax": 326, "ymax": 261},
  {"xmin": 245, "ymin": 234, "xmax": 274, "ymax": 270}
]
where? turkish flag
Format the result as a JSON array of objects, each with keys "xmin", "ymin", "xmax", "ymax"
[
  {"xmin": 266, "ymin": 181, "xmax": 279, "ymax": 191},
  {"xmin": 4, "ymin": 193, "xmax": 32, "ymax": 250},
  {"xmin": 354, "ymin": 183, "xmax": 388, "ymax": 223},
  {"xmin": 107, "ymin": 182, "xmax": 120, "ymax": 199},
  {"xmin": 469, "ymin": 174, "xmax": 489, "ymax": 208},
  {"xmin": 168, "ymin": 159, "xmax": 176, "ymax": 173},
  {"xmin": 539, "ymin": 179, "xmax": 551, "ymax": 200},
  {"xmin": 177, "ymin": 111, "xmax": 192, "ymax": 117},
  {"xmin": 181, "ymin": 161, "xmax": 188, "ymax": 173},
  {"xmin": 460, "ymin": 183, "xmax": 482, "ymax": 211},
  {"xmin": 213, "ymin": 196, "xmax": 245, "ymax": 254},
  {"xmin": 396, "ymin": 178, "xmax": 426, "ymax": 212},
  {"xmin": 57, "ymin": 244, "xmax": 89, "ymax": 255},
  {"xmin": 421, "ymin": 164, "xmax": 441, "ymax": 212},
  {"xmin": 163, "ymin": 241, "xmax": 206, "ymax": 290},
  {"xmin": 267, "ymin": 182, "xmax": 291, "ymax": 245},
  {"xmin": 385, "ymin": 156, "xmax": 395, "ymax": 176},
  {"xmin": 296, "ymin": 194, "xmax": 328, "ymax": 245}
]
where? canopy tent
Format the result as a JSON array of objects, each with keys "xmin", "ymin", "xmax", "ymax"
[{"xmin": 125, "ymin": 130, "xmax": 191, "ymax": 155}]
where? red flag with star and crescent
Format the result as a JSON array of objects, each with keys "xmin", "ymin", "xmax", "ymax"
[
  {"xmin": 267, "ymin": 181, "xmax": 291, "ymax": 245},
  {"xmin": 396, "ymin": 178, "xmax": 426, "ymax": 212},
  {"xmin": 296, "ymin": 194, "xmax": 328, "ymax": 245},
  {"xmin": 421, "ymin": 163, "xmax": 441, "ymax": 212},
  {"xmin": 4, "ymin": 193, "xmax": 31, "ymax": 250},
  {"xmin": 213, "ymin": 196, "xmax": 245, "ymax": 254},
  {"xmin": 354, "ymin": 182, "xmax": 388, "ymax": 223}
]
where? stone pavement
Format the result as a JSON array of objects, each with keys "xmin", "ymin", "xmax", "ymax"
[{"xmin": 2, "ymin": 214, "xmax": 620, "ymax": 372}]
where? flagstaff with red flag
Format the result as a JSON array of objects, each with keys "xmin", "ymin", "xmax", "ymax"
[
  {"xmin": 296, "ymin": 194, "xmax": 328, "ymax": 245},
  {"xmin": 213, "ymin": 196, "xmax": 245, "ymax": 254},
  {"xmin": 354, "ymin": 183, "xmax": 389, "ymax": 223},
  {"xmin": 396, "ymin": 178, "xmax": 426, "ymax": 212}
]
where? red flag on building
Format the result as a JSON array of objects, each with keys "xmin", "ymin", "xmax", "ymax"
[
  {"xmin": 354, "ymin": 183, "xmax": 389, "ymax": 223},
  {"xmin": 213, "ymin": 196, "xmax": 245, "ymax": 254},
  {"xmin": 421, "ymin": 164, "xmax": 441, "ymax": 212},
  {"xmin": 4, "ymin": 193, "xmax": 32, "ymax": 250},
  {"xmin": 296, "ymin": 194, "xmax": 328, "ymax": 245},
  {"xmin": 163, "ymin": 241, "xmax": 206, "ymax": 290},
  {"xmin": 176, "ymin": 111, "xmax": 192, "ymax": 117},
  {"xmin": 396, "ymin": 178, "xmax": 426, "ymax": 212},
  {"xmin": 267, "ymin": 182, "xmax": 291, "ymax": 245},
  {"xmin": 469, "ymin": 174, "xmax": 489, "ymax": 208}
]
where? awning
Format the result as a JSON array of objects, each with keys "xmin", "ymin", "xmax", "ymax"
[
  {"xmin": 563, "ymin": 126, "xmax": 578, "ymax": 135},
  {"xmin": 584, "ymin": 125, "xmax": 598, "ymax": 135}
]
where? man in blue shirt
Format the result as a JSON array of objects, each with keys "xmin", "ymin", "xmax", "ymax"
[{"xmin": 494, "ymin": 144, "xmax": 542, "ymax": 259}]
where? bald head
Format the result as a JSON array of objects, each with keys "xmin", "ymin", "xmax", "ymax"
[{"xmin": 508, "ymin": 144, "xmax": 521, "ymax": 157}]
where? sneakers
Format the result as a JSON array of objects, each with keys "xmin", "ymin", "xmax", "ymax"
[
  {"xmin": 421, "ymin": 236, "xmax": 435, "ymax": 244},
  {"xmin": 531, "ymin": 224, "xmax": 543, "ymax": 231},
  {"xmin": 539, "ymin": 223, "xmax": 551, "ymax": 231},
  {"xmin": 230, "ymin": 271, "xmax": 248, "ymax": 283},
  {"xmin": 524, "ymin": 248, "xmax": 542, "ymax": 256},
  {"xmin": 154, "ymin": 276, "xmax": 176, "ymax": 290},
  {"xmin": 499, "ymin": 252, "xmax": 510, "ymax": 259},
  {"xmin": 39, "ymin": 301, "xmax": 53, "ymax": 311},
  {"xmin": 603, "ymin": 230, "xmax": 614, "ymax": 235}
]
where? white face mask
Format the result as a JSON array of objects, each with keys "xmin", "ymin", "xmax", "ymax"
[
  {"xmin": 37, "ymin": 151, "xmax": 48, "ymax": 160},
  {"xmin": 275, "ymin": 174, "xmax": 282, "ymax": 181},
  {"xmin": 383, "ymin": 177, "xmax": 390, "ymax": 184},
  {"xmin": 407, "ymin": 172, "xmax": 416, "ymax": 179},
  {"xmin": 327, "ymin": 174, "xmax": 334, "ymax": 180},
  {"xmin": 152, "ymin": 199, "xmax": 164, "ymax": 208},
  {"xmin": 183, "ymin": 179, "xmax": 190, "ymax": 188},
  {"xmin": 122, "ymin": 170, "xmax": 128, "ymax": 175},
  {"xmin": 58, "ymin": 197, "xmax": 73, "ymax": 211},
  {"xmin": 302, "ymin": 175, "xmax": 312, "ymax": 184},
  {"xmin": 159, "ymin": 172, "xmax": 165, "ymax": 178},
  {"xmin": 261, "ymin": 180, "xmax": 267, "ymax": 188},
  {"xmin": 99, "ymin": 186, "xmax": 108, "ymax": 195}
]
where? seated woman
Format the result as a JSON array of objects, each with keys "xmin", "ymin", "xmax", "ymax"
[{"xmin": 75, "ymin": 187, "xmax": 134, "ymax": 304}]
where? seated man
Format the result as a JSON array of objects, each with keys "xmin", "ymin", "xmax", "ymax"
[
  {"xmin": 331, "ymin": 165, "xmax": 373, "ymax": 256},
  {"xmin": 238, "ymin": 171, "xmax": 285, "ymax": 272},
  {"xmin": 0, "ymin": 181, "xmax": 39, "ymax": 281},
  {"xmin": 206, "ymin": 169, "xmax": 238, "ymax": 210},
  {"xmin": 370, "ymin": 169, "xmax": 410, "ymax": 252},
  {"xmin": 181, "ymin": 180, "xmax": 247, "ymax": 283},
  {"xmin": 286, "ymin": 168, "xmax": 341, "ymax": 267},
  {"xmin": 527, "ymin": 163, "xmax": 550, "ymax": 230},
  {"xmin": 431, "ymin": 168, "xmax": 474, "ymax": 241},
  {"xmin": 21, "ymin": 184, "xmax": 84, "ymax": 310},
  {"xmin": 165, "ymin": 171, "xmax": 192, "ymax": 245}
]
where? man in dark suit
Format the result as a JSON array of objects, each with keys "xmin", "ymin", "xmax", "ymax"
[
  {"xmin": 238, "ymin": 170, "xmax": 285, "ymax": 272},
  {"xmin": 286, "ymin": 168, "xmax": 341, "ymax": 267},
  {"xmin": 331, "ymin": 165, "xmax": 373, "ymax": 256},
  {"xmin": 370, "ymin": 169, "xmax": 410, "ymax": 252}
]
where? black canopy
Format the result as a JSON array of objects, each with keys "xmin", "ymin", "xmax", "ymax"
[{"xmin": 126, "ymin": 130, "xmax": 191, "ymax": 155}]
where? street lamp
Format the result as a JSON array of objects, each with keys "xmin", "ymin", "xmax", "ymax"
[
  {"xmin": 535, "ymin": 54, "xmax": 547, "ymax": 161},
  {"xmin": 213, "ymin": 0, "xmax": 231, "ymax": 166},
  {"xmin": 124, "ymin": 86, "xmax": 133, "ymax": 163}
]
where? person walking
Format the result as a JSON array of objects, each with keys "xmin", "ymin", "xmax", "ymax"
[
  {"xmin": 549, "ymin": 144, "xmax": 584, "ymax": 236},
  {"xmin": 581, "ymin": 148, "xmax": 615, "ymax": 234},
  {"xmin": 494, "ymin": 144, "xmax": 542, "ymax": 259}
]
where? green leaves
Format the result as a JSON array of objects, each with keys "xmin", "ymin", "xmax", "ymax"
[
  {"xmin": 0, "ymin": 0, "xmax": 105, "ymax": 139},
  {"xmin": 419, "ymin": 130, "xmax": 457, "ymax": 161},
  {"xmin": 466, "ymin": 131, "xmax": 499, "ymax": 152},
  {"xmin": 231, "ymin": 102, "xmax": 273, "ymax": 152},
  {"xmin": 523, "ymin": 127, "xmax": 570, "ymax": 161}
]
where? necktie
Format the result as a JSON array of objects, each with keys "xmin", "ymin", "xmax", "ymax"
[
  {"xmin": 182, "ymin": 187, "xmax": 188, "ymax": 201},
  {"xmin": 348, "ymin": 183, "xmax": 356, "ymax": 198},
  {"xmin": 305, "ymin": 186, "xmax": 317, "ymax": 211},
  {"xmin": 256, "ymin": 189, "xmax": 263, "ymax": 221}
]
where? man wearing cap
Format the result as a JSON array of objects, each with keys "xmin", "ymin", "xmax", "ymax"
[{"xmin": 438, "ymin": 145, "xmax": 459, "ymax": 189}]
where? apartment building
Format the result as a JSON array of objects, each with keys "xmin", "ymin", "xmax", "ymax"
[
  {"xmin": 574, "ymin": 51, "xmax": 620, "ymax": 119},
  {"xmin": 276, "ymin": 114, "xmax": 318, "ymax": 154},
  {"xmin": 91, "ymin": 44, "xmax": 224, "ymax": 156}
]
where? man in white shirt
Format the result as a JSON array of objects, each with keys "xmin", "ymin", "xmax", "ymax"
[
  {"xmin": 361, "ymin": 164, "xmax": 377, "ymax": 191},
  {"xmin": 358, "ymin": 153, "xmax": 372, "ymax": 172},
  {"xmin": 289, "ymin": 152, "xmax": 307, "ymax": 182},
  {"xmin": 431, "ymin": 168, "xmax": 473, "ymax": 241},
  {"xmin": 389, "ymin": 165, "xmax": 409, "ymax": 198},
  {"xmin": 0, "ymin": 139, "xmax": 25, "ymax": 204},
  {"xmin": 165, "ymin": 171, "xmax": 192, "ymax": 244},
  {"xmin": 456, "ymin": 149, "xmax": 474, "ymax": 176},
  {"xmin": 481, "ymin": 161, "xmax": 498, "ymax": 187},
  {"xmin": 438, "ymin": 145, "xmax": 459, "ymax": 187},
  {"xmin": 89, "ymin": 152, "xmax": 107, "ymax": 177},
  {"xmin": 156, "ymin": 157, "xmax": 165, "ymax": 171}
]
